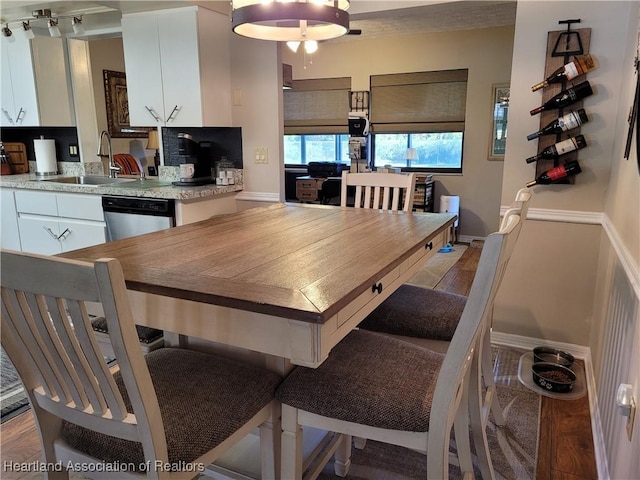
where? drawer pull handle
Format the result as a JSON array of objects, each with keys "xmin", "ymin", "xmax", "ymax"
[
  {"xmin": 372, "ymin": 282, "xmax": 383, "ymax": 294},
  {"xmin": 59, "ymin": 228, "xmax": 70, "ymax": 240},
  {"xmin": 43, "ymin": 226, "xmax": 59, "ymax": 240},
  {"xmin": 425, "ymin": 242, "xmax": 433, "ymax": 250}
]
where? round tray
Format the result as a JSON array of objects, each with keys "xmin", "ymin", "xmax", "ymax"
[{"xmin": 517, "ymin": 351, "xmax": 586, "ymax": 400}]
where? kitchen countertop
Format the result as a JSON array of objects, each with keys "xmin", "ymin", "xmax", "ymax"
[{"xmin": 0, "ymin": 172, "xmax": 243, "ymax": 200}]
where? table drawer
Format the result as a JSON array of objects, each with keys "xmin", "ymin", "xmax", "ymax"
[
  {"xmin": 336, "ymin": 266, "xmax": 400, "ymax": 328},
  {"xmin": 296, "ymin": 188, "xmax": 319, "ymax": 201},
  {"xmin": 399, "ymin": 232, "xmax": 445, "ymax": 276}
]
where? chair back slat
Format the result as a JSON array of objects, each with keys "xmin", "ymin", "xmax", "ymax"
[
  {"xmin": 341, "ymin": 171, "xmax": 417, "ymax": 212},
  {"xmin": 1, "ymin": 252, "xmax": 133, "ymax": 424}
]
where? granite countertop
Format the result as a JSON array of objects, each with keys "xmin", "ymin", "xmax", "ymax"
[{"xmin": 0, "ymin": 162, "xmax": 243, "ymax": 201}]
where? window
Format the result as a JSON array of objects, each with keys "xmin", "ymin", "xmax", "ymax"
[
  {"xmin": 284, "ymin": 134, "xmax": 350, "ymax": 166},
  {"xmin": 370, "ymin": 69, "xmax": 468, "ymax": 173},
  {"xmin": 283, "ymin": 77, "xmax": 351, "ymax": 166}
]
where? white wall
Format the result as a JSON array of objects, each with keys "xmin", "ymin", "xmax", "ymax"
[
  {"xmin": 230, "ymin": 35, "xmax": 285, "ymax": 208},
  {"xmin": 281, "ymin": 26, "xmax": 515, "ymax": 238}
]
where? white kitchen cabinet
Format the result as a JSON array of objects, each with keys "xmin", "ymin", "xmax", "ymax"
[
  {"xmin": 15, "ymin": 190, "xmax": 106, "ymax": 254},
  {"xmin": 1, "ymin": 189, "xmax": 22, "ymax": 250},
  {"xmin": 0, "ymin": 36, "xmax": 74, "ymax": 127},
  {"xmin": 122, "ymin": 6, "xmax": 231, "ymax": 128}
]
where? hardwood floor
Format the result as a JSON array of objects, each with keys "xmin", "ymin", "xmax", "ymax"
[
  {"xmin": 0, "ymin": 243, "xmax": 599, "ymax": 480},
  {"xmin": 437, "ymin": 245, "xmax": 598, "ymax": 480}
]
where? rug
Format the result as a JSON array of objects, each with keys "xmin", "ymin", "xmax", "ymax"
[
  {"xmin": 316, "ymin": 347, "xmax": 540, "ymax": 480},
  {"xmin": 405, "ymin": 244, "xmax": 467, "ymax": 289},
  {"xmin": 0, "ymin": 348, "xmax": 29, "ymax": 421}
]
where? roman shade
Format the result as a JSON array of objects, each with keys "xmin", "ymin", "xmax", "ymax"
[
  {"xmin": 284, "ymin": 77, "xmax": 351, "ymax": 134},
  {"xmin": 370, "ymin": 69, "xmax": 468, "ymax": 133}
]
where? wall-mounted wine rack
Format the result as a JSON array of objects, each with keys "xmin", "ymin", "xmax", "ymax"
[{"xmin": 533, "ymin": 20, "xmax": 592, "ymax": 183}]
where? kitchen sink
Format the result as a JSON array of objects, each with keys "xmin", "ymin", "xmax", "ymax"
[{"xmin": 36, "ymin": 176, "xmax": 137, "ymax": 186}]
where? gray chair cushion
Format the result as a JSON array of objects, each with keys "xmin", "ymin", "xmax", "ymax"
[
  {"xmin": 359, "ymin": 284, "xmax": 467, "ymax": 341},
  {"xmin": 62, "ymin": 348, "xmax": 282, "ymax": 469},
  {"xmin": 276, "ymin": 329, "xmax": 444, "ymax": 432}
]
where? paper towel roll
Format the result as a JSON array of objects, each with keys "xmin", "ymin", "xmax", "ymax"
[
  {"xmin": 34, "ymin": 138, "xmax": 58, "ymax": 175},
  {"xmin": 440, "ymin": 195, "xmax": 460, "ymax": 227}
]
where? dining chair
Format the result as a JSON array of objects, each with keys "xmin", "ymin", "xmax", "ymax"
[
  {"xmin": 359, "ymin": 188, "xmax": 531, "ymax": 429},
  {"xmin": 0, "ymin": 250, "xmax": 282, "ymax": 480},
  {"xmin": 340, "ymin": 170, "xmax": 417, "ymax": 212},
  {"xmin": 276, "ymin": 214, "xmax": 522, "ymax": 479}
]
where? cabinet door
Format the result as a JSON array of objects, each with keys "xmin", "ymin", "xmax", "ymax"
[
  {"xmin": 1, "ymin": 41, "xmax": 17, "ymax": 127},
  {"xmin": 59, "ymin": 220, "xmax": 106, "ymax": 252},
  {"xmin": 122, "ymin": 13, "xmax": 165, "ymax": 126},
  {"xmin": 1, "ymin": 189, "xmax": 21, "ymax": 250},
  {"xmin": 1, "ymin": 39, "xmax": 38, "ymax": 126},
  {"xmin": 18, "ymin": 216, "xmax": 62, "ymax": 255},
  {"xmin": 157, "ymin": 9, "xmax": 203, "ymax": 126}
]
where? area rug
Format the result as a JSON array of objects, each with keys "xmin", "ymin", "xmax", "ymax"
[
  {"xmin": 316, "ymin": 346, "xmax": 540, "ymax": 480},
  {"xmin": 405, "ymin": 244, "xmax": 467, "ymax": 289},
  {"xmin": 0, "ymin": 348, "xmax": 29, "ymax": 421}
]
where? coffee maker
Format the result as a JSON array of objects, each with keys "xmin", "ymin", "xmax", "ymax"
[{"xmin": 173, "ymin": 133, "xmax": 214, "ymax": 186}]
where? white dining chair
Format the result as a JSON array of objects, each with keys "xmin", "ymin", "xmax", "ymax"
[
  {"xmin": 340, "ymin": 170, "xmax": 417, "ymax": 212},
  {"xmin": 0, "ymin": 250, "xmax": 282, "ymax": 480},
  {"xmin": 359, "ymin": 188, "xmax": 531, "ymax": 429},
  {"xmin": 276, "ymin": 214, "xmax": 523, "ymax": 479}
]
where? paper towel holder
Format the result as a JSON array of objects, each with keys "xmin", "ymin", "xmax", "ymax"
[{"xmin": 34, "ymin": 135, "xmax": 58, "ymax": 176}]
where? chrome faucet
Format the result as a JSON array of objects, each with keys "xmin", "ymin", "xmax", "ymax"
[{"xmin": 97, "ymin": 130, "xmax": 120, "ymax": 178}]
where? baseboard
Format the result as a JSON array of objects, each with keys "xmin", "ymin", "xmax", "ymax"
[
  {"xmin": 491, "ymin": 331, "xmax": 608, "ymax": 479},
  {"xmin": 235, "ymin": 191, "xmax": 281, "ymax": 203}
]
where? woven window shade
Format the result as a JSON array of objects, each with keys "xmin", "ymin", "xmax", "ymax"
[
  {"xmin": 284, "ymin": 77, "xmax": 351, "ymax": 134},
  {"xmin": 370, "ymin": 69, "xmax": 468, "ymax": 133}
]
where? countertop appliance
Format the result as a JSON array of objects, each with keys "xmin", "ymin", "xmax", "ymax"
[{"xmin": 102, "ymin": 195, "xmax": 175, "ymax": 241}]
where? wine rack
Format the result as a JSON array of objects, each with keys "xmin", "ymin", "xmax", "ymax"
[{"xmin": 534, "ymin": 20, "xmax": 592, "ymax": 183}]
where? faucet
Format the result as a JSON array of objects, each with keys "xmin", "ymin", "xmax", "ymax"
[{"xmin": 97, "ymin": 130, "xmax": 120, "ymax": 178}]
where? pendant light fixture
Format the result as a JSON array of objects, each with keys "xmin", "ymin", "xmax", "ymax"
[{"xmin": 231, "ymin": 0, "xmax": 350, "ymax": 42}]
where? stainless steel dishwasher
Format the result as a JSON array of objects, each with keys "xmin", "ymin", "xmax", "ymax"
[{"xmin": 102, "ymin": 196, "xmax": 175, "ymax": 241}]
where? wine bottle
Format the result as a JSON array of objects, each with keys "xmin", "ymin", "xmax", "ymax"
[
  {"xmin": 527, "ymin": 109, "xmax": 589, "ymax": 141},
  {"xmin": 530, "ymin": 81, "xmax": 593, "ymax": 116},
  {"xmin": 526, "ymin": 160, "xmax": 582, "ymax": 187},
  {"xmin": 525, "ymin": 135, "xmax": 587, "ymax": 164},
  {"xmin": 531, "ymin": 54, "xmax": 596, "ymax": 92}
]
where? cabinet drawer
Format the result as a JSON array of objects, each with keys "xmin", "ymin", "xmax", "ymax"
[
  {"xmin": 15, "ymin": 190, "xmax": 57, "ymax": 216},
  {"xmin": 296, "ymin": 189, "xmax": 319, "ymax": 201},
  {"xmin": 399, "ymin": 232, "xmax": 445, "ymax": 276},
  {"xmin": 57, "ymin": 193, "xmax": 104, "ymax": 221}
]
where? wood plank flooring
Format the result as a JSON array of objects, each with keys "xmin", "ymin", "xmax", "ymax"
[{"xmin": 0, "ymin": 243, "xmax": 599, "ymax": 479}]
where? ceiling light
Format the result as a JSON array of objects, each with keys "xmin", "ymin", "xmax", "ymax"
[
  {"xmin": 231, "ymin": 0, "xmax": 350, "ymax": 42},
  {"xmin": 48, "ymin": 18, "xmax": 61, "ymax": 37},
  {"xmin": 2, "ymin": 24, "xmax": 13, "ymax": 38},
  {"xmin": 304, "ymin": 40, "xmax": 318, "ymax": 54},
  {"xmin": 72, "ymin": 16, "xmax": 84, "ymax": 35},
  {"xmin": 287, "ymin": 41, "xmax": 300, "ymax": 53},
  {"xmin": 21, "ymin": 21, "xmax": 35, "ymax": 40}
]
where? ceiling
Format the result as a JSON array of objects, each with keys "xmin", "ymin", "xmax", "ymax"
[{"xmin": 0, "ymin": 1, "xmax": 516, "ymax": 38}]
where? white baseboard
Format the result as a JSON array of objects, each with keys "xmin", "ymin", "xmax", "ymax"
[
  {"xmin": 491, "ymin": 331, "xmax": 608, "ymax": 479},
  {"xmin": 236, "ymin": 191, "xmax": 281, "ymax": 203}
]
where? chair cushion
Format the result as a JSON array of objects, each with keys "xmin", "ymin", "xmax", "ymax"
[
  {"xmin": 359, "ymin": 284, "xmax": 467, "ymax": 341},
  {"xmin": 276, "ymin": 329, "xmax": 444, "ymax": 432},
  {"xmin": 62, "ymin": 348, "xmax": 282, "ymax": 468}
]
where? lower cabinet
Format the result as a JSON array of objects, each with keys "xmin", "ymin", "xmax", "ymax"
[
  {"xmin": 14, "ymin": 190, "xmax": 106, "ymax": 254},
  {"xmin": 1, "ymin": 189, "xmax": 21, "ymax": 250}
]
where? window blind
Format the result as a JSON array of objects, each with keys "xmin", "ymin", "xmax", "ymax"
[
  {"xmin": 370, "ymin": 69, "xmax": 468, "ymax": 133},
  {"xmin": 284, "ymin": 77, "xmax": 351, "ymax": 135}
]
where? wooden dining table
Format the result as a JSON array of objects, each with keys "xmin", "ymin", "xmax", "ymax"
[{"xmin": 61, "ymin": 202, "xmax": 455, "ymax": 372}]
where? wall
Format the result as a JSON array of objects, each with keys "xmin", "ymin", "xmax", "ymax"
[
  {"xmin": 497, "ymin": 2, "xmax": 639, "ymax": 477},
  {"xmin": 281, "ymin": 26, "xmax": 515, "ymax": 238},
  {"xmin": 230, "ymin": 34, "xmax": 284, "ymax": 208}
]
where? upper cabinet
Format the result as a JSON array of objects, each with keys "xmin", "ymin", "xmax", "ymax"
[
  {"xmin": 122, "ymin": 6, "xmax": 232, "ymax": 128},
  {"xmin": 1, "ymin": 36, "xmax": 75, "ymax": 127}
]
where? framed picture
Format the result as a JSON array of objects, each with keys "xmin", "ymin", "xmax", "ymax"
[
  {"xmin": 103, "ymin": 70, "xmax": 150, "ymax": 138},
  {"xmin": 488, "ymin": 83, "xmax": 510, "ymax": 160}
]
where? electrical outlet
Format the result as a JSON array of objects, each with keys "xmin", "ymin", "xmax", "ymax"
[
  {"xmin": 627, "ymin": 397, "xmax": 636, "ymax": 441},
  {"xmin": 69, "ymin": 144, "xmax": 79, "ymax": 157}
]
